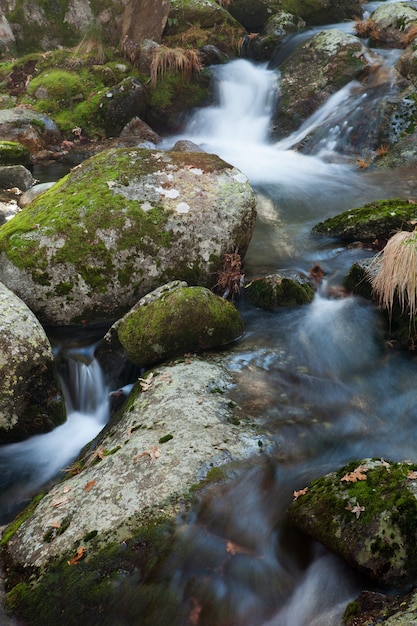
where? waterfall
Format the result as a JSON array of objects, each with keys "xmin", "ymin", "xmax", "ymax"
[{"xmin": 0, "ymin": 349, "xmax": 109, "ymax": 523}]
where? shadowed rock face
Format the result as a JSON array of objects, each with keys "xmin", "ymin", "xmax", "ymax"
[
  {"xmin": 0, "ymin": 147, "xmax": 256, "ymax": 325},
  {"xmin": 0, "ymin": 282, "xmax": 65, "ymax": 443}
]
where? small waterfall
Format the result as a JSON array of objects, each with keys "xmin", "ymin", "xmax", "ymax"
[{"xmin": 0, "ymin": 348, "xmax": 109, "ymax": 523}]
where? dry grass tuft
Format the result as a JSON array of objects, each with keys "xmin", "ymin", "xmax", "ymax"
[
  {"xmin": 354, "ymin": 18, "xmax": 380, "ymax": 41},
  {"xmin": 213, "ymin": 251, "xmax": 244, "ymax": 300},
  {"xmin": 369, "ymin": 229, "xmax": 417, "ymax": 320},
  {"xmin": 70, "ymin": 24, "xmax": 106, "ymax": 66},
  {"xmin": 150, "ymin": 46, "xmax": 202, "ymax": 88}
]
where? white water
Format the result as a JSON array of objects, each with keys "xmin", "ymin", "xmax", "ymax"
[{"xmin": 0, "ymin": 349, "xmax": 108, "ymax": 521}]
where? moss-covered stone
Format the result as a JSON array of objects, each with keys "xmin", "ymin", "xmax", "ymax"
[
  {"xmin": 0, "ymin": 141, "xmax": 30, "ymax": 166},
  {"xmin": 0, "ymin": 147, "xmax": 256, "ymax": 325},
  {"xmin": 246, "ymin": 273, "xmax": 314, "ymax": 309},
  {"xmin": 117, "ymin": 284, "xmax": 244, "ymax": 366},
  {"xmin": 287, "ymin": 458, "xmax": 417, "ymax": 587},
  {"xmin": 313, "ymin": 198, "xmax": 417, "ymax": 242}
]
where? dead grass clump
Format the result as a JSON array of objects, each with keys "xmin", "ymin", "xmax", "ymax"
[
  {"xmin": 213, "ymin": 251, "xmax": 244, "ymax": 300},
  {"xmin": 70, "ymin": 24, "xmax": 106, "ymax": 66},
  {"xmin": 354, "ymin": 19, "xmax": 380, "ymax": 42},
  {"xmin": 401, "ymin": 25, "xmax": 417, "ymax": 46},
  {"xmin": 369, "ymin": 229, "xmax": 417, "ymax": 320},
  {"xmin": 150, "ymin": 46, "xmax": 202, "ymax": 88}
]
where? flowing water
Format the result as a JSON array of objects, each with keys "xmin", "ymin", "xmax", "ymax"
[{"xmin": 3, "ymin": 2, "xmax": 417, "ymax": 624}]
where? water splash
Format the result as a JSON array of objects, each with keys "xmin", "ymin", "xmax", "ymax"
[{"xmin": 0, "ymin": 348, "xmax": 109, "ymax": 523}]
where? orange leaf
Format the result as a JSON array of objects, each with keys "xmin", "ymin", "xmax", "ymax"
[
  {"xmin": 67, "ymin": 546, "xmax": 87, "ymax": 565},
  {"xmin": 84, "ymin": 480, "xmax": 96, "ymax": 492},
  {"xmin": 293, "ymin": 487, "xmax": 308, "ymax": 501},
  {"xmin": 226, "ymin": 540, "xmax": 252, "ymax": 556},
  {"xmin": 50, "ymin": 520, "xmax": 61, "ymax": 529},
  {"xmin": 341, "ymin": 465, "xmax": 368, "ymax": 483},
  {"xmin": 407, "ymin": 470, "xmax": 417, "ymax": 480},
  {"xmin": 133, "ymin": 445, "xmax": 161, "ymax": 463}
]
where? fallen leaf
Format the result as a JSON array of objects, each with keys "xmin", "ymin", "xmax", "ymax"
[
  {"xmin": 84, "ymin": 480, "xmax": 96, "ymax": 492},
  {"xmin": 139, "ymin": 373, "xmax": 154, "ymax": 391},
  {"xmin": 189, "ymin": 596, "xmax": 202, "ymax": 626},
  {"xmin": 226, "ymin": 540, "xmax": 253, "ymax": 555},
  {"xmin": 341, "ymin": 465, "xmax": 368, "ymax": 483},
  {"xmin": 51, "ymin": 495, "xmax": 70, "ymax": 508},
  {"xmin": 345, "ymin": 503, "xmax": 365, "ymax": 518},
  {"xmin": 293, "ymin": 487, "xmax": 308, "ymax": 500},
  {"xmin": 50, "ymin": 520, "xmax": 61, "ymax": 529},
  {"xmin": 133, "ymin": 445, "xmax": 161, "ymax": 463},
  {"xmin": 407, "ymin": 470, "xmax": 417, "ymax": 480},
  {"xmin": 197, "ymin": 396, "xmax": 204, "ymax": 405},
  {"xmin": 67, "ymin": 546, "xmax": 87, "ymax": 566}
]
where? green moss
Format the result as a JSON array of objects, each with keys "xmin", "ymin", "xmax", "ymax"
[
  {"xmin": 0, "ymin": 141, "xmax": 30, "ymax": 166},
  {"xmin": 342, "ymin": 599, "xmax": 361, "ymax": 624},
  {"xmin": 158, "ymin": 434, "xmax": 173, "ymax": 444},
  {"xmin": 313, "ymin": 198, "xmax": 417, "ymax": 241},
  {"xmin": 0, "ymin": 492, "xmax": 45, "ymax": 546},
  {"xmin": 246, "ymin": 275, "xmax": 314, "ymax": 309},
  {"xmin": 4, "ymin": 517, "xmax": 182, "ymax": 626}
]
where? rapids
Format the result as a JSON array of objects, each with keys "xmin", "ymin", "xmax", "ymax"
[{"xmin": 3, "ymin": 1, "xmax": 417, "ymax": 623}]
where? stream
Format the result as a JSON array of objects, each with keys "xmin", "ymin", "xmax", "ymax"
[{"xmin": 3, "ymin": 1, "xmax": 417, "ymax": 624}]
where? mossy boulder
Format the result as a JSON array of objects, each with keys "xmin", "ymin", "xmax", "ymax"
[
  {"xmin": 0, "ymin": 281, "xmax": 65, "ymax": 443},
  {"xmin": 246, "ymin": 272, "xmax": 314, "ymax": 310},
  {"xmin": 287, "ymin": 458, "xmax": 417, "ymax": 587},
  {"xmin": 271, "ymin": 29, "xmax": 371, "ymax": 138},
  {"xmin": 117, "ymin": 282, "xmax": 244, "ymax": 367},
  {"xmin": 0, "ymin": 141, "xmax": 30, "ymax": 167},
  {"xmin": 344, "ymin": 588, "xmax": 417, "ymax": 625},
  {"xmin": 280, "ymin": 0, "xmax": 362, "ymax": 25},
  {"xmin": 312, "ymin": 198, "xmax": 417, "ymax": 242},
  {"xmin": 0, "ymin": 147, "xmax": 256, "ymax": 325},
  {"xmin": 2, "ymin": 356, "xmax": 265, "ymax": 623},
  {"xmin": 361, "ymin": 2, "xmax": 417, "ymax": 49}
]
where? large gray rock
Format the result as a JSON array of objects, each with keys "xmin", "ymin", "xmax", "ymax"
[
  {"xmin": 120, "ymin": 0, "xmax": 170, "ymax": 44},
  {"xmin": 4, "ymin": 357, "xmax": 264, "ymax": 570},
  {"xmin": 0, "ymin": 147, "xmax": 256, "ymax": 325},
  {"xmin": 0, "ymin": 281, "xmax": 65, "ymax": 443}
]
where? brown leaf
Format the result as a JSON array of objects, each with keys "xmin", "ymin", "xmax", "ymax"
[
  {"xmin": 188, "ymin": 597, "xmax": 202, "ymax": 626},
  {"xmin": 51, "ymin": 495, "xmax": 70, "ymax": 508},
  {"xmin": 84, "ymin": 480, "xmax": 96, "ymax": 492},
  {"xmin": 407, "ymin": 470, "xmax": 417, "ymax": 480},
  {"xmin": 226, "ymin": 540, "xmax": 253, "ymax": 555},
  {"xmin": 341, "ymin": 465, "xmax": 368, "ymax": 483},
  {"xmin": 67, "ymin": 546, "xmax": 87, "ymax": 565},
  {"xmin": 50, "ymin": 520, "xmax": 61, "ymax": 529},
  {"xmin": 133, "ymin": 445, "xmax": 161, "ymax": 463},
  {"xmin": 138, "ymin": 373, "xmax": 154, "ymax": 391},
  {"xmin": 293, "ymin": 487, "xmax": 308, "ymax": 501},
  {"xmin": 345, "ymin": 503, "xmax": 365, "ymax": 518}
]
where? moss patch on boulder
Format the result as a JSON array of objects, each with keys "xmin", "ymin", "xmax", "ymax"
[
  {"xmin": 0, "ymin": 141, "xmax": 30, "ymax": 166},
  {"xmin": 246, "ymin": 273, "xmax": 314, "ymax": 309}
]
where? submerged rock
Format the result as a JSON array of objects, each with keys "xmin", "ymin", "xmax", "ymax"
[
  {"xmin": 246, "ymin": 272, "xmax": 314, "ymax": 310},
  {"xmin": 0, "ymin": 281, "xmax": 65, "ymax": 443},
  {"xmin": 287, "ymin": 458, "xmax": 417, "ymax": 588},
  {"xmin": 0, "ymin": 147, "xmax": 256, "ymax": 325}
]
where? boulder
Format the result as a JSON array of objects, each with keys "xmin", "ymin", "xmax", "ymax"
[
  {"xmin": 0, "ymin": 166, "xmax": 34, "ymax": 192},
  {"xmin": 246, "ymin": 272, "xmax": 314, "ymax": 309},
  {"xmin": 287, "ymin": 458, "xmax": 417, "ymax": 587},
  {"xmin": 2, "ymin": 356, "xmax": 267, "ymax": 622},
  {"xmin": 116, "ymin": 282, "xmax": 244, "ymax": 367},
  {"xmin": 0, "ymin": 109, "xmax": 61, "ymax": 155},
  {"xmin": 0, "ymin": 147, "xmax": 257, "ymax": 325},
  {"xmin": 0, "ymin": 142, "xmax": 30, "ymax": 167},
  {"xmin": 97, "ymin": 77, "xmax": 148, "ymax": 138},
  {"xmin": 271, "ymin": 29, "xmax": 371, "ymax": 138},
  {"xmin": 312, "ymin": 198, "xmax": 417, "ymax": 242},
  {"xmin": 358, "ymin": 2, "xmax": 417, "ymax": 49},
  {"xmin": 120, "ymin": 0, "xmax": 170, "ymax": 45},
  {"xmin": 18, "ymin": 182, "xmax": 55, "ymax": 208},
  {"xmin": 0, "ymin": 281, "xmax": 65, "ymax": 443}
]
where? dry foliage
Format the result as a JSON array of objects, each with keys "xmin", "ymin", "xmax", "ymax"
[
  {"xmin": 341, "ymin": 465, "xmax": 368, "ymax": 482},
  {"xmin": 212, "ymin": 251, "xmax": 244, "ymax": 300},
  {"xmin": 369, "ymin": 229, "xmax": 417, "ymax": 321},
  {"xmin": 401, "ymin": 25, "xmax": 417, "ymax": 46},
  {"xmin": 150, "ymin": 46, "xmax": 202, "ymax": 88},
  {"xmin": 375, "ymin": 144, "xmax": 389, "ymax": 157},
  {"xmin": 70, "ymin": 25, "xmax": 106, "ymax": 65}
]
